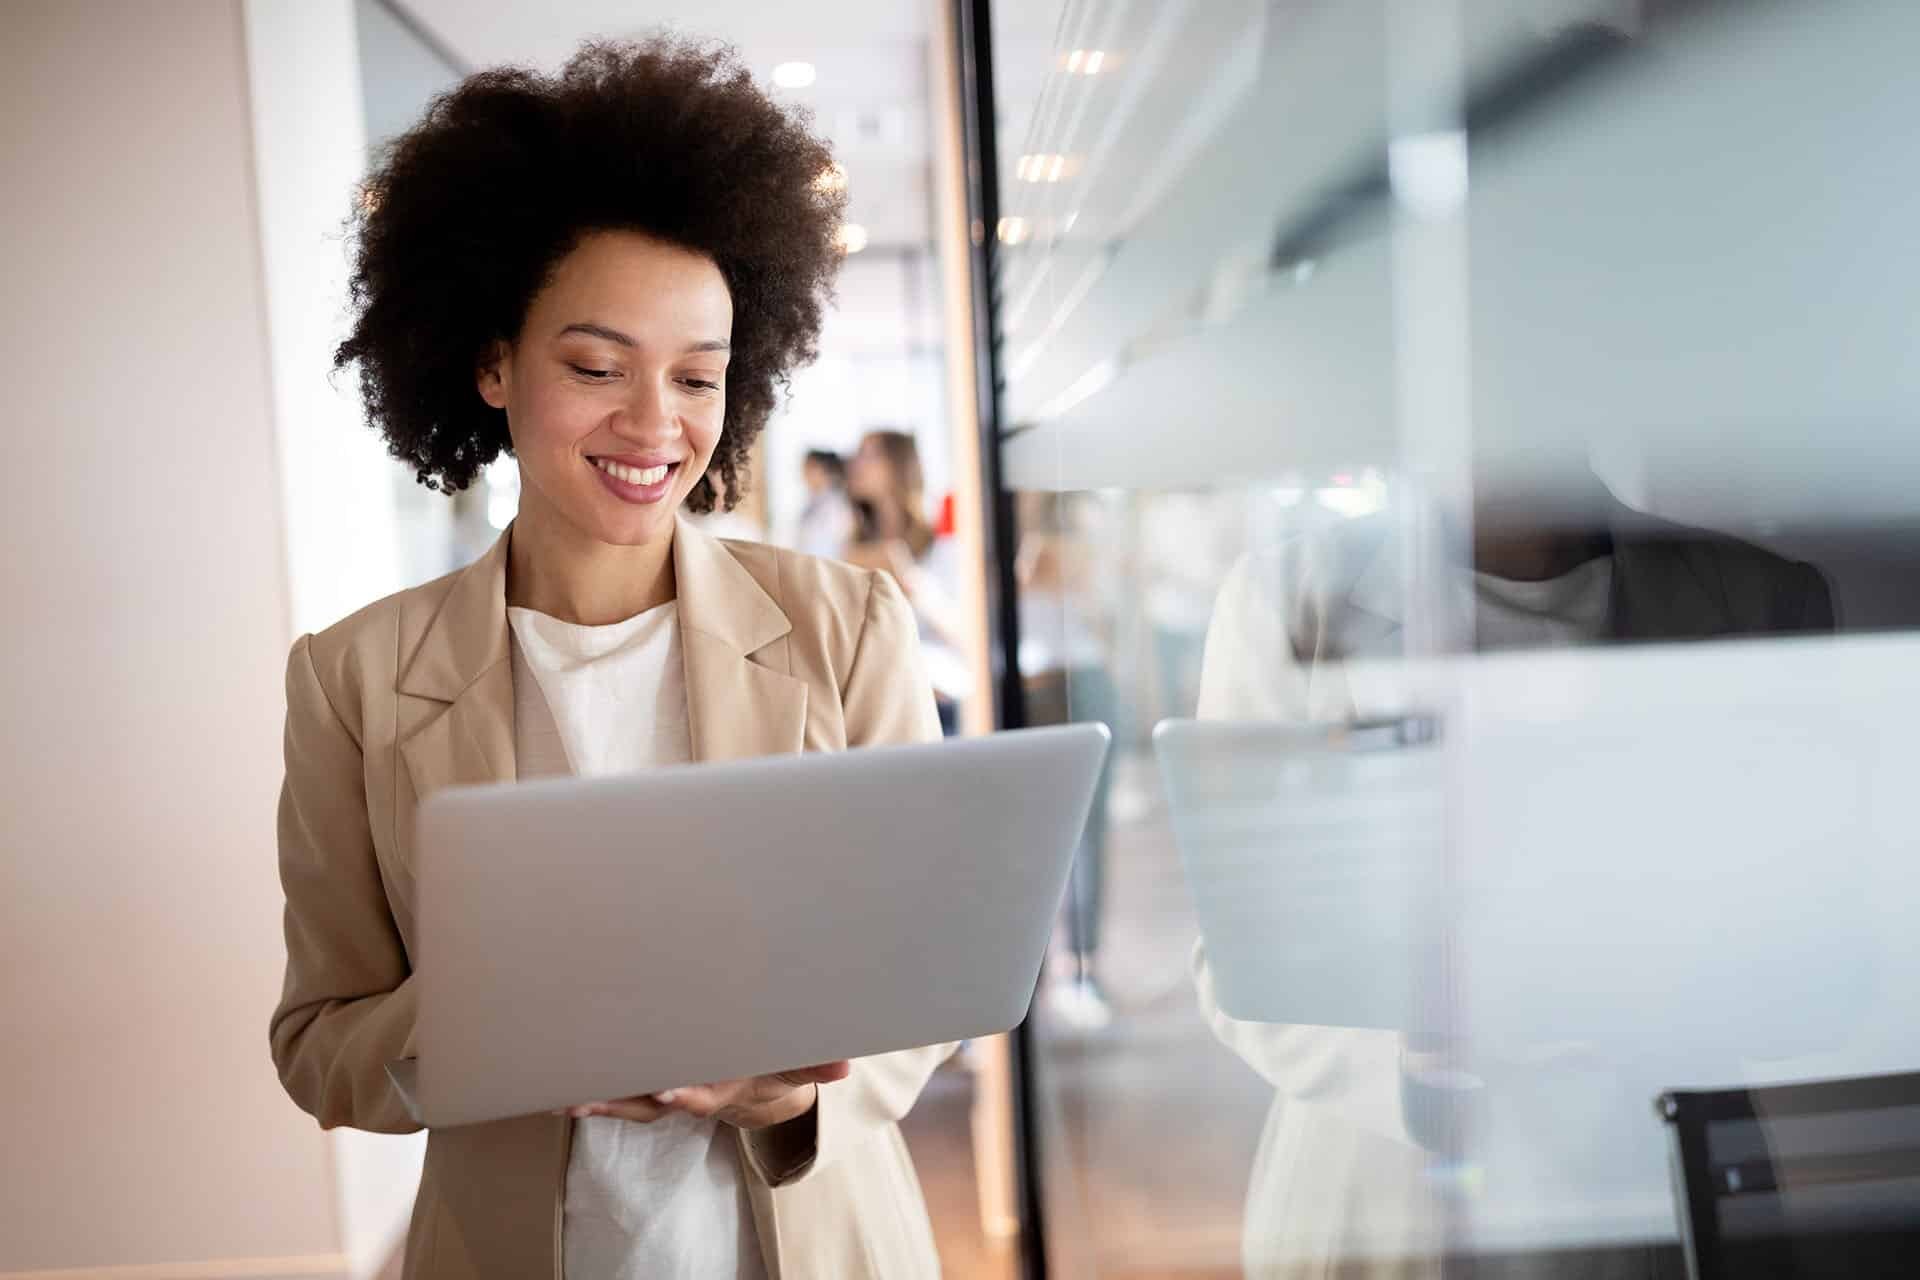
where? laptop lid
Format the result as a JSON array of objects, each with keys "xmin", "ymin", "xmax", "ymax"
[{"xmin": 414, "ymin": 723, "xmax": 1108, "ymax": 1128}]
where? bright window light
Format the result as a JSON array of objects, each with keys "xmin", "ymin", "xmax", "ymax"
[
  {"xmin": 813, "ymin": 162, "xmax": 847, "ymax": 194},
  {"xmin": 772, "ymin": 61, "xmax": 816, "ymax": 89},
  {"xmin": 1389, "ymin": 130, "xmax": 1469, "ymax": 220},
  {"xmin": 484, "ymin": 458, "xmax": 519, "ymax": 530}
]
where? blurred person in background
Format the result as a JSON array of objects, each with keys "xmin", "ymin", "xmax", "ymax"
[
  {"xmin": 1015, "ymin": 492, "xmax": 1126, "ymax": 1031},
  {"xmin": 1139, "ymin": 491, "xmax": 1244, "ymax": 720},
  {"xmin": 1191, "ymin": 469, "xmax": 1833, "ymax": 1279},
  {"xmin": 788, "ymin": 447, "xmax": 855, "ymax": 560},
  {"xmin": 845, "ymin": 429, "xmax": 969, "ymax": 734},
  {"xmin": 271, "ymin": 38, "xmax": 951, "ymax": 1280}
]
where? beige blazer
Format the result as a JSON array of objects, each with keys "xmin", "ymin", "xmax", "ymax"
[{"xmin": 270, "ymin": 518, "xmax": 951, "ymax": 1279}]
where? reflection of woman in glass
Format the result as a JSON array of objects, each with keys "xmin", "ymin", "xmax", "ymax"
[
  {"xmin": 269, "ymin": 40, "xmax": 948, "ymax": 1279},
  {"xmin": 845, "ymin": 430, "xmax": 970, "ymax": 734},
  {"xmin": 1194, "ymin": 479, "xmax": 1832, "ymax": 1278}
]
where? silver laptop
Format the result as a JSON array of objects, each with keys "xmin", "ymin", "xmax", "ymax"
[
  {"xmin": 413, "ymin": 723, "xmax": 1109, "ymax": 1129},
  {"xmin": 1153, "ymin": 714, "xmax": 1446, "ymax": 1031}
]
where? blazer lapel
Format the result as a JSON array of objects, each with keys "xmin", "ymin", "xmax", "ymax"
[
  {"xmin": 399, "ymin": 663, "xmax": 517, "ymax": 800},
  {"xmin": 396, "ymin": 531, "xmax": 517, "ymax": 867},
  {"xmin": 393, "ymin": 519, "xmax": 810, "ymax": 868},
  {"xmin": 674, "ymin": 518, "xmax": 809, "ymax": 763}
]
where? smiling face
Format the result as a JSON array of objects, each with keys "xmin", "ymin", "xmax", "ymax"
[{"xmin": 478, "ymin": 229, "xmax": 733, "ymax": 549}]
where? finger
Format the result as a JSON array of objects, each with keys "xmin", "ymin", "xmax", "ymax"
[
  {"xmin": 775, "ymin": 1060, "xmax": 852, "ymax": 1087},
  {"xmin": 566, "ymin": 1096, "xmax": 667, "ymax": 1123},
  {"xmin": 655, "ymin": 1084, "xmax": 726, "ymax": 1118}
]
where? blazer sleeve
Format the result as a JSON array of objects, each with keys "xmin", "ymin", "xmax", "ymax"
[
  {"xmin": 269, "ymin": 634, "xmax": 422, "ymax": 1134},
  {"xmin": 742, "ymin": 568, "xmax": 955, "ymax": 1186}
]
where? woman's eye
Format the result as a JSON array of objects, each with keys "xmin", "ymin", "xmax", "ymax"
[
  {"xmin": 682, "ymin": 378, "xmax": 722, "ymax": 393},
  {"xmin": 568, "ymin": 364, "xmax": 617, "ymax": 381}
]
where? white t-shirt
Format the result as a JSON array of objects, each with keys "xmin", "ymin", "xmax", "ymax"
[{"xmin": 506, "ymin": 601, "xmax": 767, "ymax": 1280}]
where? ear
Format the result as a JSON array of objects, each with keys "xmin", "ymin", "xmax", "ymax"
[{"xmin": 476, "ymin": 340, "xmax": 510, "ymax": 410}]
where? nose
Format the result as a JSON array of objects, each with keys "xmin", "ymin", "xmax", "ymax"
[{"xmin": 605, "ymin": 373, "xmax": 682, "ymax": 446}]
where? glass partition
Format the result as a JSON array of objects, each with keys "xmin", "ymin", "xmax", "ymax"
[{"xmin": 983, "ymin": 1, "xmax": 1920, "ymax": 1275}]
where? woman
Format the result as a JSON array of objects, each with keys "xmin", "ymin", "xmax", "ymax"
[
  {"xmin": 269, "ymin": 40, "xmax": 949, "ymax": 1280},
  {"xmin": 843, "ymin": 430, "xmax": 969, "ymax": 733},
  {"xmin": 1192, "ymin": 483, "xmax": 1830, "ymax": 1278},
  {"xmin": 1012, "ymin": 492, "xmax": 1124, "ymax": 1031},
  {"xmin": 792, "ymin": 448, "xmax": 855, "ymax": 560}
]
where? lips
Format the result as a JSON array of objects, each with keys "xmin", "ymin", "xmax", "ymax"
[{"xmin": 587, "ymin": 455, "xmax": 681, "ymax": 505}]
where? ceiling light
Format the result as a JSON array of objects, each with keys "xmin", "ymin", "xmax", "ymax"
[
  {"xmin": 1016, "ymin": 153, "xmax": 1073, "ymax": 184},
  {"xmin": 996, "ymin": 216, "xmax": 1029, "ymax": 246},
  {"xmin": 773, "ymin": 61, "xmax": 816, "ymax": 89},
  {"xmin": 1060, "ymin": 49, "xmax": 1109, "ymax": 75},
  {"xmin": 836, "ymin": 222, "xmax": 869, "ymax": 254},
  {"xmin": 813, "ymin": 162, "xmax": 848, "ymax": 194}
]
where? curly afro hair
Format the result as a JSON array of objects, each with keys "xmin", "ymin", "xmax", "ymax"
[{"xmin": 334, "ymin": 37, "xmax": 847, "ymax": 512}]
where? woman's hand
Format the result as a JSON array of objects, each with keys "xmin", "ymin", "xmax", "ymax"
[{"xmin": 563, "ymin": 1060, "xmax": 851, "ymax": 1130}]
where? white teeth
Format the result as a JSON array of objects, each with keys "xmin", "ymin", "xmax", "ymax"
[{"xmin": 594, "ymin": 459, "xmax": 671, "ymax": 486}]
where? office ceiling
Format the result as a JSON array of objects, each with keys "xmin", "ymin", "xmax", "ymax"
[{"xmin": 400, "ymin": 0, "xmax": 945, "ymax": 250}]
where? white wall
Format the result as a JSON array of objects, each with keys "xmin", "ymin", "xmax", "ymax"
[
  {"xmin": 244, "ymin": 0, "xmax": 404, "ymax": 640},
  {"xmin": 0, "ymin": 1, "xmax": 341, "ymax": 1273},
  {"xmin": 354, "ymin": 0, "xmax": 464, "ymax": 149},
  {"xmin": 241, "ymin": 6, "xmax": 426, "ymax": 1274}
]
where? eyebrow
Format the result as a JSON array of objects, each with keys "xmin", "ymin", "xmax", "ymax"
[{"xmin": 557, "ymin": 322, "xmax": 729, "ymax": 354}]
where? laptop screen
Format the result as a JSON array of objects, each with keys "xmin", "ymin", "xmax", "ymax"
[{"xmin": 1669, "ymin": 1074, "xmax": 1920, "ymax": 1279}]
